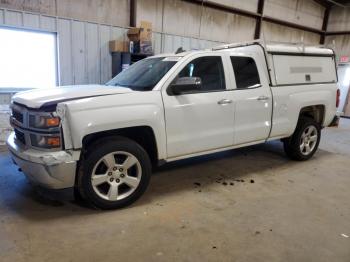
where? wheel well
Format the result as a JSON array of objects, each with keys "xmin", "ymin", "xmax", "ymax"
[
  {"xmin": 299, "ymin": 105, "xmax": 325, "ymax": 126},
  {"xmin": 82, "ymin": 126, "xmax": 158, "ymax": 167}
]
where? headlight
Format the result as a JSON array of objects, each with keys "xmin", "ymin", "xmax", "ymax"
[
  {"xmin": 29, "ymin": 115, "xmax": 60, "ymax": 129},
  {"xmin": 30, "ymin": 134, "xmax": 61, "ymax": 149}
]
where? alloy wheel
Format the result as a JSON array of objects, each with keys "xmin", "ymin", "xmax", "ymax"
[
  {"xmin": 91, "ymin": 151, "xmax": 142, "ymax": 201},
  {"xmin": 299, "ymin": 126, "xmax": 318, "ymax": 156}
]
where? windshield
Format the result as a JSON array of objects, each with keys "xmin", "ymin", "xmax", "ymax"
[{"xmin": 106, "ymin": 57, "xmax": 178, "ymax": 91}]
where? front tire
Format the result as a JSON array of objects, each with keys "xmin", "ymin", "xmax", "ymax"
[
  {"xmin": 77, "ymin": 137, "xmax": 152, "ymax": 210},
  {"xmin": 283, "ymin": 117, "xmax": 321, "ymax": 161}
]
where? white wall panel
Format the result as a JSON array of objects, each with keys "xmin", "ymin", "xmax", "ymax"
[
  {"xmin": 0, "ymin": 9, "xmax": 3, "ymax": 23},
  {"xmin": 4, "ymin": 10, "xmax": 22, "ymax": 26},
  {"xmin": 72, "ymin": 21, "xmax": 86, "ymax": 84},
  {"xmin": 198, "ymin": 39, "xmax": 206, "ymax": 50},
  {"xmin": 57, "ymin": 0, "xmax": 129, "ymax": 28},
  {"xmin": 163, "ymin": 0, "xmax": 201, "ymax": 38},
  {"xmin": 182, "ymin": 37, "xmax": 191, "ymax": 52},
  {"xmin": 57, "ymin": 18, "xmax": 73, "ymax": 85},
  {"xmin": 325, "ymin": 35, "xmax": 350, "ymax": 57},
  {"xmin": 99, "ymin": 25, "xmax": 112, "ymax": 84},
  {"xmin": 86, "ymin": 23, "xmax": 100, "ymax": 84},
  {"xmin": 152, "ymin": 32, "xmax": 162, "ymax": 55},
  {"xmin": 190, "ymin": 38, "xmax": 199, "ymax": 50},
  {"xmin": 0, "ymin": 0, "xmax": 56, "ymax": 16},
  {"xmin": 173, "ymin": 35, "xmax": 182, "ymax": 53},
  {"xmin": 40, "ymin": 15, "xmax": 56, "ymax": 31},
  {"xmin": 200, "ymin": 8, "xmax": 255, "ymax": 43},
  {"xmin": 136, "ymin": 0, "xmax": 163, "ymax": 32},
  {"xmin": 262, "ymin": 22, "xmax": 320, "ymax": 45},
  {"xmin": 163, "ymin": 34, "xmax": 173, "ymax": 53},
  {"xmin": 110, "ymin": 27, "xmax": 125, "ymax": 42},
  {"xmin": 211, "ymin": 0, "xmax": 259, "ymax": 13},
  {"xmin": 264, "ymin": 0, "xmax": 324, "ymax": 30},
  {"xmin": 328, "ymin": 7, "xmax": 350, "ymax": 32},
  {"xmin": 23, "ymin": 13, "xmax": 40, "ymax": 28}
]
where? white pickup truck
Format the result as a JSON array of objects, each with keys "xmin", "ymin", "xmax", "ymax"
[{"xmin": 7, "ymin": 41, "xmax": 340, "ymax": 209}]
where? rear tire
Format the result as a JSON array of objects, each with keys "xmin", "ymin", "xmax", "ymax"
[
  {"xmin": 77, "ymin": 137, "xmax": 152, "ymax": 210},
  {"xmin": 283, "ymin": 117, "xmax": 321, "ymax": 161}
]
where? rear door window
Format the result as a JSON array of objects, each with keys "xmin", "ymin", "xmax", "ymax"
[{"xmin": 230, "ymin": 57, "xmax": 260, "ymax": 89}]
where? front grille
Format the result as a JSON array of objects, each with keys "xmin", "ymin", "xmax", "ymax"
[
  {"xmin": 12, "ymin": 110, "xmax": 23, "ymax": 123},
  {"xmin": 14, "ymin": 129, "xmax": 26, "ymax": 145}
]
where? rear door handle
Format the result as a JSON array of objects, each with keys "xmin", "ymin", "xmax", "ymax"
[
  {"xmin": 217, "ymin": 99, "xmax": 232, "ymax": 105},
  {"xmin": 256, "ymin": 96, "xmax": 269, "ymax": 101}
]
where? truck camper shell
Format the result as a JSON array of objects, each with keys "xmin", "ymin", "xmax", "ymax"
[{"xmin": 213, "ymin": 41, "xmax": 338, "ymax": 87}]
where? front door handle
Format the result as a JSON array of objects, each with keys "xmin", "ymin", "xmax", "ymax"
[
  {"xmin": 217, "ymin": 99, "xmax": 232, "ymax": 105},
  {"xmin": 256, "ymin": 96, "xmax": 269, "ymax": 101}
]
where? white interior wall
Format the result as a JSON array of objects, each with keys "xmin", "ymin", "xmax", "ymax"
[
  {"xmin": 325, "ymin": 34, "xmax": 350, "ymax": 58},
  {"xmin": 0, "ymin": 0, "xmax": 130, "ymax": 27},
  {"xmin": 264, "ymin": 0, "xmax": 324, "ymax": 29},
  {"xmin": 325, "ymin": 7, "xmax": 350, "ymax": 58},
  {"xmin": 261, "ymin": 22, "xmax": 320, "ymax": 44},
  {"xmin": 211, "ymin": 0, "xmax": 259, "ymax": 13},
  {"xmin": 199, "ymin": 7, "xmax": 256, "ymax": 43},
  {"xmin": 327, "ymin": 6, "xmax": 350, "ymax": 31}
]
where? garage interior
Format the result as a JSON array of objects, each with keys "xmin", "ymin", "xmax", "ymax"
[{"xmin": 0, "ymin": 0, "xmax": 350, "ymax": 261}]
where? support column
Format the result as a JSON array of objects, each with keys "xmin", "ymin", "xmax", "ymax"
[
  {"xmin": 254, "ymin": 0, "xmax": 265, "ymax": 39},
  {"xmin": 130, "ymin": 0, "xmax": 136, "ymax": 27}
]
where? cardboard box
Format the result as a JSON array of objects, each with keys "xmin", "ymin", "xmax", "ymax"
[
  {"xmin": 127, "ymin": 21, "xmax": 152, "ymax": 42},
  {"xmin": 127, "ymin": 21, "xmax": 153, "ymax": 54},
  {"xmin": 127, "ymin": 28, "xmax": 141, "ymax": 42},
  {"xmin": 140, "ymin": 21, "xmax": 152, "ymax": 41},
  {"xmin": 109, "ymin": 40, "xmax": 129, "ymax": 53}
]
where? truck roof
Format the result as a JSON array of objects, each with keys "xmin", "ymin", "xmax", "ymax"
[
  {"xmin": 211, "ymin": 41, "xmax": 335, "ymax": 56},
  {"xmin": 265, "ymin": 43, "xmax": 334, "ymax": 55},
  {"xmin": 150, "ymin": 41, "xmax": 335, "ymax": 59}
]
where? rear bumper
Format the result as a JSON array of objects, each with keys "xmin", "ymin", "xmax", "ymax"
[{"xmin": 7, "ymin": 132, "xmax": 80, "ymax": 190}]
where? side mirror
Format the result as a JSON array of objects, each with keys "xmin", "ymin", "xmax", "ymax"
[{"xmin": 169, "ymin": 77, "xmax": 202, "ymax": 95}]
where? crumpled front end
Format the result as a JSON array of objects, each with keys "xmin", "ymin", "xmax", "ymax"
[
  {"xmin": 7, "ymin": 132, "xmax": 79, "ymax": 190},
  {"xmin": 7, "ymin": 101, "xmax": 81, "ymax": 193}
]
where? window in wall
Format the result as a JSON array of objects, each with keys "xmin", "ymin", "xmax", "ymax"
[
  {"xmin": 0, "ymin": 27, "xmax": 58, "ymax": 89},
  {"xmin": 230, "ymin": 56, "xmax": 260, "ymax": 89},
  {"xmin": 178, "ymin": 56, "xmax": 226, "ymax": 92}
]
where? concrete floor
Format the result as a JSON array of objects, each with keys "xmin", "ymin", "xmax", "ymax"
[{"xmin": 0, "ymin": 119, "xmax": 349, "ymax": 262}]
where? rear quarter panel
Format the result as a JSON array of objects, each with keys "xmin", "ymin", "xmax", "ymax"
[{"xmin": 270, "ymin": 83, "xmax": 338, "ymax": 138}]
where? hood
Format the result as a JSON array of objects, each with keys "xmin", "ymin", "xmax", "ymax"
[{"xmin": 12, "ymin": 85, "xmax": 133, "ymax": 109}]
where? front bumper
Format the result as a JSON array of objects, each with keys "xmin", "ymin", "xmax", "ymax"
[{"xmin": 7, "ymin": 132, "xmax": 80, "ymax": 190}]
